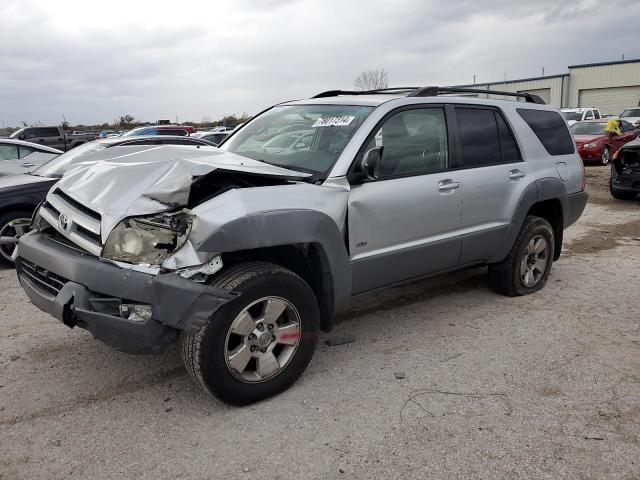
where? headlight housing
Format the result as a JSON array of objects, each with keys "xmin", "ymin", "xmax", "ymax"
[
  {"xmin": 583, "ymin": 141, "xmax": 598, "ymax": 149},
  {"xmin": 102, "ymin": 210, "xmax": 193, "ymax": 265}
]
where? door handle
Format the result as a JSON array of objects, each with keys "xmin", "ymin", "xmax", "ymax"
[
  {"xmin": 509, "ymin": 169, "xmax": 525, "ymax": 179},
  {"xmin": 21, "ymin": 163, "xmax": 35, "ymax": 167},
  {"xmin": 437, "ymin": 180, "xmax": 461, "ymax": 192}
]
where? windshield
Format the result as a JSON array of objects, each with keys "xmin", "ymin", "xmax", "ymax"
[
  {"xmin": 562, "ymin": 111, "xmax": 583, "ymax": 121},
  {"xmin": 33, "ymin": 141, "xmax": 105, "ymax": 178},
  {"xmin": 571, "ymin": 122, "xmax": 606, "ymax": 135},
  {"xmin": 8, "ymin": 128, "xmax": 25, "ymax": 139},
  {"xmin": 123, "ymin": 127, "xmax": 152, "ymax": 136},
  {"xmin": 221, "ymin": 105, "xmax": 374, "ymax": 174},
  {"xmin": 620, "ymin": 109, "xmax": 640, "ymax": 118}
]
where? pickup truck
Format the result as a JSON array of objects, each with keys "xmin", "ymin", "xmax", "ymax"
[{"xmin": 9, "ymin": 126, "xmax": 96, "ymax": 151}]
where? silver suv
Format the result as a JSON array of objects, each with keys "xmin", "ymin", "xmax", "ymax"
[{"xmin": 16, "ymin": 86, "xmax": 588, "ymax": 405}]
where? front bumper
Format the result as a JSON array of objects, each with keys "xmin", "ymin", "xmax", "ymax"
[
  {"xmin": 576, "ymin": 145, "xmax": 603, "ymax": 162},
  {"xmin": 16, "ymin": 232, "xmax": 236, "ymax": 354}
]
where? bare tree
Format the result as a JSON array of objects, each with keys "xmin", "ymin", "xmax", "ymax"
[{"xmin": 354, "ymin": 69, "xmax": 389, "ymax": 91}]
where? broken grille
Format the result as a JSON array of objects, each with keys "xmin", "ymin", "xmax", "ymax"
[{"xmin": 19, "ymin": 258, "xmax": 69, "ymax": 296}]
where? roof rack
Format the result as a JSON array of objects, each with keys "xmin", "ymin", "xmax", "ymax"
[{"xmin": 311, "ymin": 85, "xmax": 545, "ymax": 104}]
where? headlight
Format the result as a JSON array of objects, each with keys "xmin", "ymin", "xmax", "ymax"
[
  {"xmin": 102, "ymin": 210, "xmax": 193, "ymax": 265},
  {"xmin": 583, "ymin": 142, "xmax": 598, "ymax": 149}
]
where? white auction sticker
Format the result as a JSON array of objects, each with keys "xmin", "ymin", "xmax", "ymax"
[{"xmin": 312, "ymin": 116, "xmax": 355, "ymax": 127}]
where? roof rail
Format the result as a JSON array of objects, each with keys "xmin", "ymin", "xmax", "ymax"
[{"xmin": 311, "ymin": 85, "xmax": 546, "ymax": 104}]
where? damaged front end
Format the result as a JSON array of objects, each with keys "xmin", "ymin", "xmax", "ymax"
[{"xmin": 612, "ymin": 142, "xmax": 640, "ymax": 195}]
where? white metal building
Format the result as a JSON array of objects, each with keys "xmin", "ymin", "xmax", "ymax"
[{"xmin": 455, "ymin": 59, "xmax": 640, "ymax": 115}]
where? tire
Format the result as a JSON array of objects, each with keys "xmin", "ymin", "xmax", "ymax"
[
  {"xmin": 600, "ymin": 146, "xmax": 610, "ymax": 165},
  {"xmin": 0, "ymin": 210, "xmax": 32, "ymax": 267},
  {"xmin": 180, "ymin": 262, "xmax": 320, "ymax": 405},
  {"xmin": 488, "ymin": 215, "xmax": 555, "ymax": 297}
]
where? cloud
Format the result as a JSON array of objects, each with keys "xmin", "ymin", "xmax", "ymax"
[{"xmin": 1, "ymin": 0, "xmax": 639, "ymax": 126}]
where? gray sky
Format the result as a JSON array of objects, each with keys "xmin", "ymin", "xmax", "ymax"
[{"xmin": 1, "ymin": 0, "xmax": 638, "ymax": 127}]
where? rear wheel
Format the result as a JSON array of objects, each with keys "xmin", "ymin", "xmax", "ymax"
[
  {"xmin": 180, "ymin": 262, "xmax": 320, "ymax": 405},
  {"xmin": 0, "ymin": 210, "xmax": 32, "ymax": 267},
  {"xmin": 488, "ymin": 215, "xmax": 555, "ymax": 296}
]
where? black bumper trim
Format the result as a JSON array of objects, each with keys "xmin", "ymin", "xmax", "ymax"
[
  {"xmin": 565, "ymin": 191, "xmax": 589, "ymax": 228},
  {"xmin": 17, "ymin": 232, "xmax": 237, "ymax": 355}
]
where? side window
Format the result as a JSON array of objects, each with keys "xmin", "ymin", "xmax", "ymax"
[
  {"xmin": 0, "ymin": 144, "xmax": 20, "ymax": 160},
  {"xmin": 42, "ymin": 128, "xmax": 60, "ymax": 137},
  {"xmin": 584, "ymin": 110, "xmax": 594, "ymax": 120},
  {"xmin": 159, "ymin": 129, "xmax": 187, "ymax": 136},
  {"xmin": 495, "ymin": 112, "xmax": 522, "ymax": 163},
  {"xmin": 516, "ymin": 108, "xmax": 575, "ymax": 155},
  {"xmin": 24, "ymin": 128, "xmax": 40, "ymax": 139},
  {"xmin": 594, "ymin": 109, "xmax": 601, "ymax": 119},
  {"xmin": 621, "ymin": 121, "xmax": 634, "ymax": 133},
  {"xmin": 18, "ymin": 146, "xmax": 36, "ymax": 158},
  {"xmin": 454, "ymin": 107, "xmax": 501, "ymax": 167},
  {"xmin": 367, "ymin": 108, "xmax": 448, "ymax": 179}
]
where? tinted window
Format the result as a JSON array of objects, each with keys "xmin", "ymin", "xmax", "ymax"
[
  {"xmin": 594, "ymin": 110, "xmax": 601, "ymax": 119},
  {"xmin": 621, "ymin": 121, "xmax": 634, "ymax": 133},
  {"xmin": 158, "ymin": 129, "xmax": 187, "ymax": 136},
  {"xmin": 517, "ymin": 108, "xmax": 575, "ymax": 155},
  {"xmin": 368, "ymin": 108, "xmax": 448, "ymax": 178},
  {"xmin": 42, "ymin": 127, "xmax": 60, "ymax": 137},
  {"xmin": 0, "ymin": 144, "xmax": 20, "ymax": 160},
  {"xmin": 18, "ymin": 146, "xmax": 35, "ymax": 158},
  {"xmin": 584, "ymin": 111, "xmax": 594, "ymax": 120},
  {"xmin": 455, "ymin": 107, "xmax": 501, "ymax": 167},
  {"xmin": 495, "ymin": 112, "xmax": 521, "ymax": 163}
]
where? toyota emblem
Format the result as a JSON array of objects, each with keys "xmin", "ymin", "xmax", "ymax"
[{"xmin": 58, "ymin": 213, "xmax": 70, "ymax": 231}]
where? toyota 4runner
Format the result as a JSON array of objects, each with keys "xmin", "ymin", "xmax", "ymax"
[{"xmin": 16, "ymin": 86, "xmax": 588, "ymax": 405}]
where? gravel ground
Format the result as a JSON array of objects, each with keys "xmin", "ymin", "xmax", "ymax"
[{"xmin": 1, "ymin": 166, "xmax": 639, "ymax": 480}]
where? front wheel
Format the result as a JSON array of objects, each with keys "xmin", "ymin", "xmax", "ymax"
[
  {"xmin": 0, "ymin": 210, "xmax": 32, "ymax": 267},
  {"xmin": 488, "ymin": 215, "xmax": 555, "ymax": 296},
  {"xmin": 180, "ymin": 262, "xmax": 320, "ymax": 405},
  {"xmin": 601, "ymin": 146, "xmax": 610, "ymax": 165}
]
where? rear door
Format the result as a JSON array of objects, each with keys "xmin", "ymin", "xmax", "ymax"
[
  {"xmin": 348, "ymin": 105, "xmax": 463, "ymax": 294},
  {"xmin": 448, "ymin": 106, "xmax": 528, "ymax": 265}
]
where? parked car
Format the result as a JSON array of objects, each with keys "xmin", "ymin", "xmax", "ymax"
[
  {"xmin": 9, "ymin": 126, "xmax": 95, "ymax": 151},
  {"xmin": 610, "ymin": 137, "xmax": 640, "ymax": 200},
  {"xmin": 619, "ymin": 108, "xmax": 640, "ymax": 128},
  {"xmin": 192, "ymin": 131, "xmax": 229, "ymax": 145},
  {"xmin": 0, "ymin": 136, "xmax": 216, "ymax": 266},
  {"xmin": 561, "ymin": 107, "xmax": 602, "ymax": 126},
  {"xmin": 571, "ymin": 119, "xmax": 638, "ymax": 165},
  {"xmin": 123, "ymin": 125, "xmax": 196, "ymax": 137},
  {"xmin": 0, "ymin": 139, "xmax": 62, "ymax": 176},
  {"xmin": 16, "ymin": 86, "xmax": 587, "ymax": 405}
]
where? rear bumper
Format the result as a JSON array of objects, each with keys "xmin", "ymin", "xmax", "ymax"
[
  {"xmin": 611, "ymin": 169, "xmax": 640, "ymax": 192},
  {"xmin": 565, "ymin": 191, "xmax": 589, "ymax": 228},
  {"xmin": 16, "ymin": 232, "xmax": 236, "ymax": 354}
]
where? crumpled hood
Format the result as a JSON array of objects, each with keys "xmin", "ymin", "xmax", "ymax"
[{"xmin": 52, "ymin": 144, "xmax": 310, "ymax": 236}]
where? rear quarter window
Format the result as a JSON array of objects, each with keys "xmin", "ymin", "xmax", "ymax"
[{"xmin": 517, "ymin": 109, "xmax": 575, "ymax": 155}]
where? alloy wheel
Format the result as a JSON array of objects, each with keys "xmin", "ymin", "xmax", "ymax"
[
  {"xmin": 0, "ymin": 218, "xmax": 30, "ymax": 263},
  {"xmin": 520, "ymin": 234, "xmax": 549, "ymax": 288},
  {"xmin": 224, "ymin": 296, "xmax": 301, "ymax": 383}
]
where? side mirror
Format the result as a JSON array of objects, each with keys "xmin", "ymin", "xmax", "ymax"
[{"xmin": 360, "ymin": 147, "xmax": 382, "ymax": 180}]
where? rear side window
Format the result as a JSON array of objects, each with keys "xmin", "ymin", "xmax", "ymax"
[
  {"xmin": 18, "ymin": 146, "xmax": 35, "ymax": 158},
  {"xmin": 455, "ymin": 107, "xmax": 501, "ymax": 167},
  {"xmin": 517, "ymin": 108, "xmax": 575, "ymax": 155}
]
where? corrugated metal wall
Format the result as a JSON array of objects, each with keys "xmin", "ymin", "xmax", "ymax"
[{"xmin": 567, "ymin": 62, "xmax": 640, "ymax": 113}]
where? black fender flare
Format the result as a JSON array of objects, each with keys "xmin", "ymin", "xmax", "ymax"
[
  {"xmin": 489, "ymin": 177, "xmax": 568, "ymax": 263},
  {"xmin": 198, "ymin": 209, "xmax": 352, "ymax": 313}
]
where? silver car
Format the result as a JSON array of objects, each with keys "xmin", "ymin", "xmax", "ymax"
[
  {"xmin": 0, "ymin": 138, "xmax": 62, "ymax": 176},
  {"xmin": 16, "ymin": 86, "xmax": 588, "ymax": 405}
]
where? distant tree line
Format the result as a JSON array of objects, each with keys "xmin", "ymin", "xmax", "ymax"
[{"xmin": 0, "ymin": 113, "xmax": 253, "ymax": 137}]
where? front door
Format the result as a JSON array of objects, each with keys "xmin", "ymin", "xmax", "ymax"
[{"xmin": 348, "ymin": 106, "xmax": 463, "ymax": 294}]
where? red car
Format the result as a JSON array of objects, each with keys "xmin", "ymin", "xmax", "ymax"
[{"xmin": 571, "ymin": 119, "xmax": 639, "ymax": 165}]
